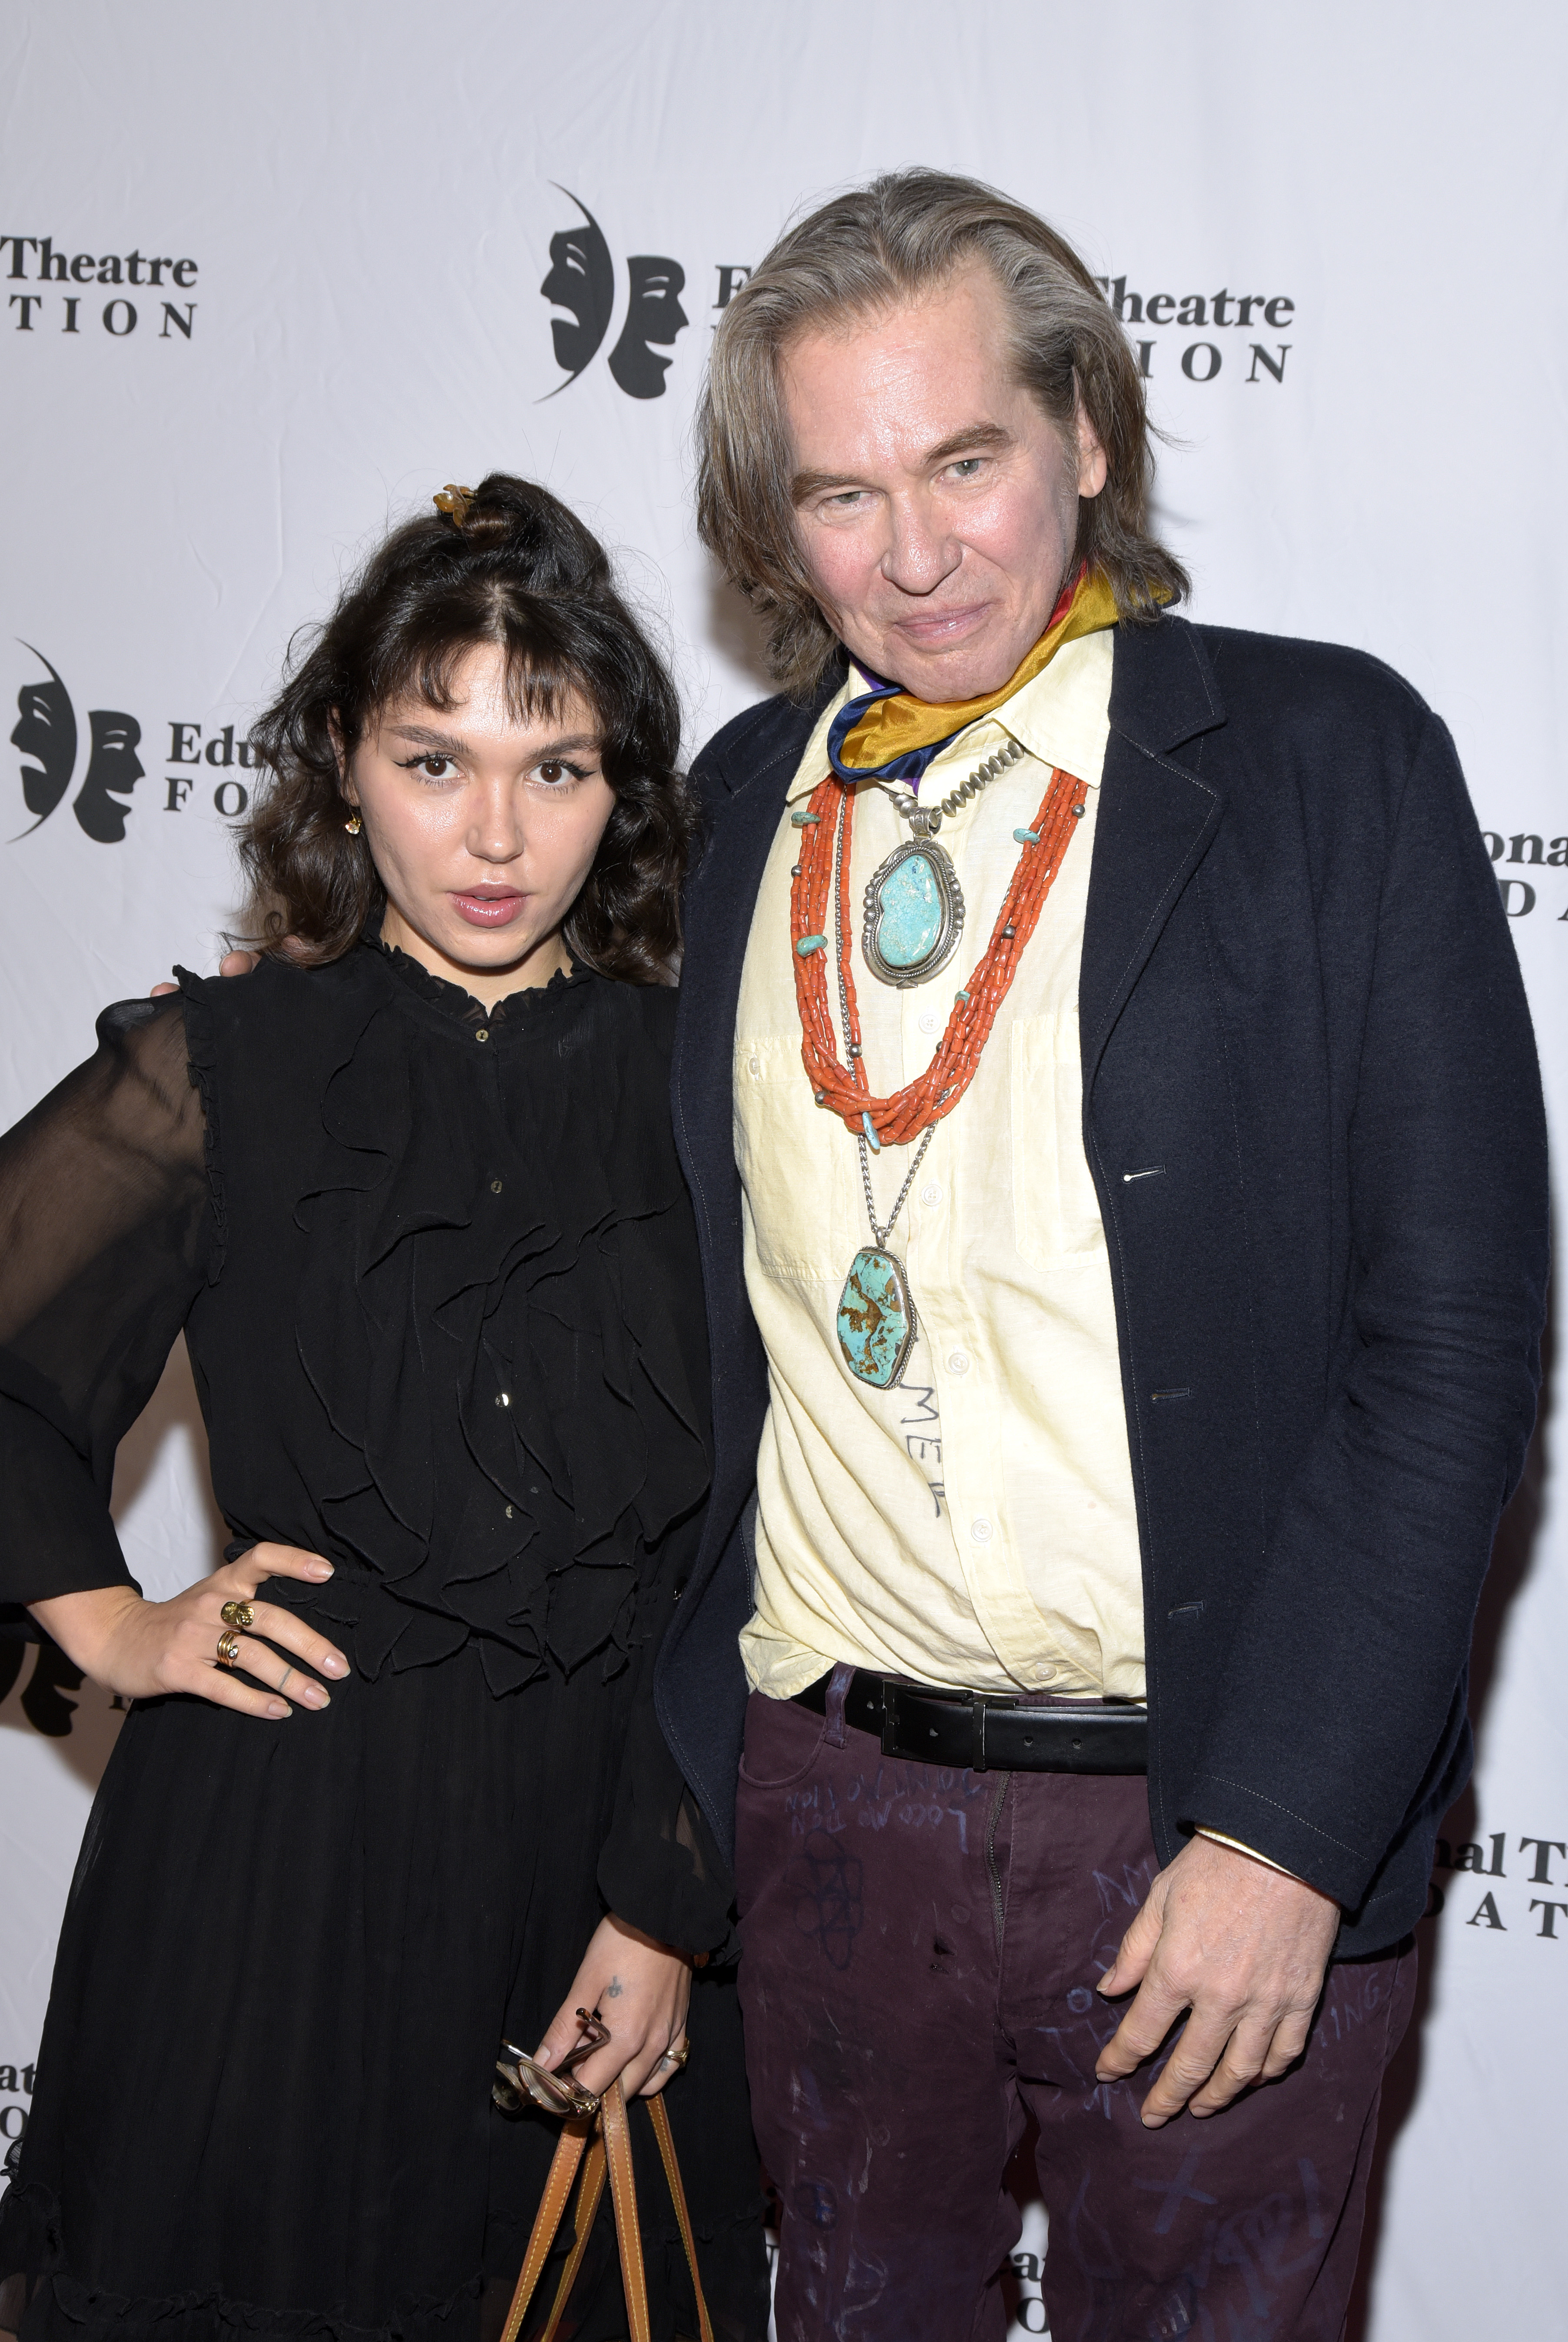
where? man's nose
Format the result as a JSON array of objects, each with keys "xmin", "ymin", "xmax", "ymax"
[{"xmin": 880, "ymin": 492, "xmax": 961, "ymax": 597}]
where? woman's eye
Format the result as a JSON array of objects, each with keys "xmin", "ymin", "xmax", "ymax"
[
  {"xmin": 403, "ymin": 753, "xmax": 458, "ymax": 781},
  {"xmin": 533, "ymin": 759, "xmax": 588, "ymax": 786}
]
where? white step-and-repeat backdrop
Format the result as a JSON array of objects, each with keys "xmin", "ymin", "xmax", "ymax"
[{"xmin": 2, "ymin": 4, "xmax": 1563, "ymax": 2334}]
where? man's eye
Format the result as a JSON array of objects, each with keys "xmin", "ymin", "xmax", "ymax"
[{"xmin": 950, "ymin": 457, "xmax": 985, "ymax": 480}]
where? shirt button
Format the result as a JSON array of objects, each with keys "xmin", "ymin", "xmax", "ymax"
[
  {"xmin": 921, "ymin": 1182, "xmax": 942, "ymax": 1207},
  {"xmin": 947, "ymin": 1350, "xmax": 969, "ymax": 1375},
  {"xmin": 970, "ymin": 1517, "xmax": 992, "ymax": 1544},
  {"xmin": 748, "ymin": 1055, "xmax": 761, "ymax": 1076},
  {"xmin": 495, "ymin": 1392, "xmax": 511, "ymax": 1408},
  {"xmin": 918, "ymin": 1010, "xmax": 937, "ymax": 1035},
  {"xmin": 1034, "ymin": 1665, "xmax": 1056, "ymax": 1685},
  {"xmin": 475, "ymin": 1028, "xmax": 490, "ymax": 1044},
  {"xmin": 490, "ymin": 1178, "xmax": 503, "ymax": 1194}
]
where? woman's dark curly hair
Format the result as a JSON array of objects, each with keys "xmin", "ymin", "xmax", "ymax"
[{"xmin": 242, "ymin": 473, "xmax": 694, "ymax": 984}]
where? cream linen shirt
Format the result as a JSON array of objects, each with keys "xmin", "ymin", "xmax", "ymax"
[{"xmin": 734, "ymin": 628, "xmax": 1146, "ymax": 1703}]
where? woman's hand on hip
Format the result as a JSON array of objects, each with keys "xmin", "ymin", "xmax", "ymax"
[
  {"xmin": 535, "ymin": 1914, "xmax": 694, "ymax": 2101},
  {"xmin": 28, "ymin": 1542, "xmax": 349, "ymax": 1720}
]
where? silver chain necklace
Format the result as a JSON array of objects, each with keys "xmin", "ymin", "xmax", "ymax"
[
  {"xmin": 860, "ymin": 734, "xmax": 1027, "ymax": 988},
  {"xmin": 878, "ymin": 730, "xmax": 1026, "ymax": 840},
  {"xmin": 831, "ymin": 787, "xmax": 937, "ymax": 1250}
]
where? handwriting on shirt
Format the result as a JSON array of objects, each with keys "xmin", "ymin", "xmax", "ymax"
[{"xmin": 898, "ymin": 1381, "xmax": 945, "ymax": 1517}]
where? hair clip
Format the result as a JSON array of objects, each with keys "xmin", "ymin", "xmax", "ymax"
[{"xmin": 433, "ymin": 483, "xmax": 475, "ymax": 526}]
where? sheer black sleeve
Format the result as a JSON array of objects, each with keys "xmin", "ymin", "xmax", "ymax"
[
  {"xmin": 596, "ymin": 1525, "xmax": 737, "ymax": 1959},
  {"xmin": 598, "ymin": 1682, "xmax": 736, "ymax": 1958},
  {"xmin": 0, "ymin": 995, "xmax": 214, "ymax": 1610}
]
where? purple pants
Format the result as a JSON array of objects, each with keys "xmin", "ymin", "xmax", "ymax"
[{"xmin": 735, "ymin": 1688, "xmax": 1415, "ymax": 2342}]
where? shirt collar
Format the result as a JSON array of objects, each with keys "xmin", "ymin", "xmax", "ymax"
[{"xmin": 784, "ymin": 626, "xmax": 1114, "ymax": 807}]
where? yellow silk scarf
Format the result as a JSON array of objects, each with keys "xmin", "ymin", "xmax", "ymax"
[{"xmin": 833, "ymin": 565, "xmax": 1121, "ymax": 772}]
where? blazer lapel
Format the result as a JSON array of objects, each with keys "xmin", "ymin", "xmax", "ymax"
[
  {"xmin": 1080, "ymin": 617, "xmax": 1229, "ymax": 1090},
  {"xmin": 673, "ymin": 723, "xmax": 812, "ymax": 1270}
]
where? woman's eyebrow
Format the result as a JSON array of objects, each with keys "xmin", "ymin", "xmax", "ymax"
[
  {"xmin": 383, "ymin": 725, "xmax": 602, "ymax": 757},
  {"xmin": 385, "ymin": 723, "xmax": 472, "ymax": 754}
]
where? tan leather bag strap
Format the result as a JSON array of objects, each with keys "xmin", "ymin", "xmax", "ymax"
[
  {"xmin": 648, "ymin": 2095, "xmax": 716, "ymax": 2342},
  {"xmin": 498, "ymin": 2116, "xmax": 595, "ymax": 2342},
  {"xmin": 601, "ymin": 2082, "xmax": 651, "ymax": 2342},
  {"xmin": 499, "ymin": 2081, "xmax": 713, "ymax": 2342},
  {"xmin": 536, "ymin": 2134, "xmax": 608, "ymax": 2342}
]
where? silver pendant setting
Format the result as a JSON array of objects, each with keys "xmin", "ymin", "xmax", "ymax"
[{"xmin": 861, "ymin": 836, "xmax": 966, "ymax": 988}]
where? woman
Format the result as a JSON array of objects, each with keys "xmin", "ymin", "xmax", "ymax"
[{"xmin": 0, "ymin": 477, "xmax": 767, "ymax": 2342}]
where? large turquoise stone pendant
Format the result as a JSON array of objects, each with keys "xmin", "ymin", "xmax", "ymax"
[
  {"xmin": 862, "ymin": 838, "xmax": 965, "ymax": 988},
  {"xmin": 836, "ymin": 1246, "xmax": 918, "ymax": 1388}
]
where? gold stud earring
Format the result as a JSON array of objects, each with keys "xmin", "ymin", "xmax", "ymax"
[{"xmin": 343, "ymin": 813, "xmax": 362, "ymax": 835}]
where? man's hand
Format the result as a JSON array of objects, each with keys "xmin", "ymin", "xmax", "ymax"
[
  {"xmin": 1094, "ymin": 1834, "xmax": 1340, "ymax": 2126},
  {"xmin": 534, "ymin": 1913, "xmax": 693, "ymax": 2101},
  {"xmin": 151, "ymin": 948, "xmax": 261, "ymax": 999}
]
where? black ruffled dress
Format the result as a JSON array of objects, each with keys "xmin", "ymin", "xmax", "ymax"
[{"xmin": 0, "ymin": 939, "xmax": 767, "ymax": 2342}]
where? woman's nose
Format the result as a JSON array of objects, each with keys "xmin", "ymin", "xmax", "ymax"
[{"xmin": 468, "ymin": 785, "xmax": 525, "ymax": 862}]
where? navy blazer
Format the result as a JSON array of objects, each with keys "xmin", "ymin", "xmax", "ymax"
[{"xmin": 655, "ymin": 612, "xmax": 1548, "ymax": 1955}]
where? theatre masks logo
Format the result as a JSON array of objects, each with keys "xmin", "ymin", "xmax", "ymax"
[
  {"xmin": 539, "ymin": 189, "xmax": 688, "ymax": 399},
  {"xmin": 10, "ymin": 646, "xmax": 263, "ymax": 845},
  {"xmin": 12, "ymin": 646, "xmax": 143, "ymax": 843}
]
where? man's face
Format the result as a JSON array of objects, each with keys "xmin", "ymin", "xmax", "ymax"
[{"xmin": 781, "ymin": 265, "xmax": 1107, "ymax": 702}]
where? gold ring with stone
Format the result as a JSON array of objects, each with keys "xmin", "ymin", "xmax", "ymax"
[
  {"xmin": 220, "ymin": 1600, "xmax": 255, "ymax": 1630},
  {"xmin": 658, "ymin": 2040, "xmax": 691, "ymax": 2071},
  {"xmin": 215, "ymin": 1629, "xmax": 243, "ymax": 1667}
]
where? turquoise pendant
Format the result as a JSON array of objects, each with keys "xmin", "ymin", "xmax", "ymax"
[
  {"xmin": 862, "ymin": 838, "xmax": 965, "ymax": 988},
  {"xmin": 836, "ymin": 1246, "xmax": 918, "ymax": 1387}
]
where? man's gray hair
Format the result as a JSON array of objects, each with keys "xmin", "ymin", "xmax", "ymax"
[{"xmin": 696, "ymin": 168, "xmax": 1188, "ymax": 699}]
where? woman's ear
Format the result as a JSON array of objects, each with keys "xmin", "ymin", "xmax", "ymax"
[{"xmin": 330, "ymin": 712, "xmax": 355, "ymax": 803}]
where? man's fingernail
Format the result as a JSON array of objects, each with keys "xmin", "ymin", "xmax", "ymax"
[
  {"xmin": 1191, "ymin": 2105, "xmax": 1211, "ymax": 2119},
  {"xmin": 306, "ymin": 1561, "xmax": 333, "ymax": 1578},
  {"xmin": 534, "ymin": 2046, "xmax": 552, "ymax": 2067},
  {"xmin": 266, "ymin": 1700, "xmax": 290, "ymax": 1718}
]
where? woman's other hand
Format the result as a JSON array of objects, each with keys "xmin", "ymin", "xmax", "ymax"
[
  {"xmin": 28, "ymin": 1542, "xmax": 349, "ymax": 1720},
  {"xmin": 535, "ymin": 1914, "xmax": 693, "ymax": 2100},
  {"xmin": 150, "ymin": 948, "xmax": 261, "ymax": 999}
]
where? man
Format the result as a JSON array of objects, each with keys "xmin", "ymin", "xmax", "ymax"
[{"xmin": 655, "ymin": 170, "xmax": 1547, "ymax": 2339}]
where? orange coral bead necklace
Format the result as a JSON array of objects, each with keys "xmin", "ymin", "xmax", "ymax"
[{"xmin": 789, "ymin": 760, "xmax": 1089, "ymax": 1386}]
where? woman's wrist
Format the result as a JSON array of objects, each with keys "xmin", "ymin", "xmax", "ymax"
[
  {"xmin": 29, "ymin": 1585, "xmax": 144, "ymax": 1686},
  {"xmin": 603, "ymin": 1910, "xmax": 693, "ymax": 1966}
]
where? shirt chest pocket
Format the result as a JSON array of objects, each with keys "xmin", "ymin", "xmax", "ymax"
[
  {"xmin": 734, "ymin": 1034, "xmax": 862, "ymax": 1283},
  {"xmin": 1009, "ymin": 1008, "xmax": 1107, "ymax": 1268}
]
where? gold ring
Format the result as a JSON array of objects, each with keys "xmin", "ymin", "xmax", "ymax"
[
  {"xmin": 215, "ymin": 1629, "xmax": 243, "ymax": 1667},
  {"xmin": 220, "ymin": 1600, "xmax": 255, "ymax": 1630},
  {"xmin": 658, "ymin": 2040, "xmax": 691, "ymax": 2072}
]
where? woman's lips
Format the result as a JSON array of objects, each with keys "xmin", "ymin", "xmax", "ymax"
[{"xmin": 450, "ymin": 888, "xmax": 527, "ymax": 929}]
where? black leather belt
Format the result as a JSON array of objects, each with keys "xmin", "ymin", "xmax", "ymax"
[{"xmin": 793, "ymin": 1668, "xmax": 1148, "ymax": 1774}]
